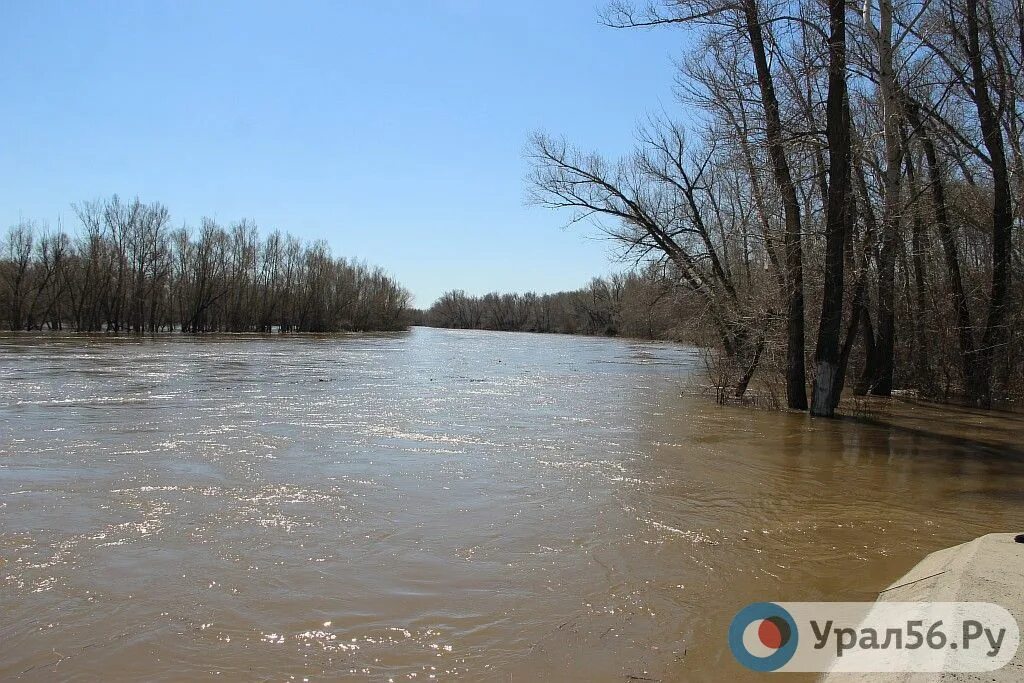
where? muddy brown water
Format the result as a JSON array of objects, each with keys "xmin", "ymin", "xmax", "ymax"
[{"xmin": 2, "ymin": 327, "xmax": 1023, "ymax": 682}]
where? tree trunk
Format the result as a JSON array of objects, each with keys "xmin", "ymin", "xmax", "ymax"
[
  {"xmin": 904, "ymin": 146, "xmax": 935, "ymax": 396},
  {"xmin": 742, "ymin": 0, "xmax": 807, "ymax": 410},
  {"xmin": 869, "ymin": 0, "xmax": 903, "ymax": 396},
  {"xmin": 904, "ymin": 97, "xmax": 978, "ymax": 393},
  {"xmin": 811, "ymin": 0, "xmax": 852, "ymax": 417},
  {"xmin": 964, "ymin": 0, "xmax": 1013, "ymax": 407}
]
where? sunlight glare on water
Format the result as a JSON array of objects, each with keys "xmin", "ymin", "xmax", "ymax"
[{"xmin": 2, "ymin": 327, "xmax": 1024, "ymax": 681}]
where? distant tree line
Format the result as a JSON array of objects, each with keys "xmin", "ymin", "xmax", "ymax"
[
  {"xmin": 418, "ymin": 266, "xmax": 683, "ymax": 338},
  {"xmin": 1, "ymin": 196, "xmax": 410, "ymax": 333},
  {"xmin": 529, "ymin": 0, "xmax": 1024, "ymax": 414}
]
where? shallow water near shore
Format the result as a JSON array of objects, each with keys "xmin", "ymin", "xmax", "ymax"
[{"xmin": 2, "ymin": 327, "xmax": 1023, "ymax": 681}]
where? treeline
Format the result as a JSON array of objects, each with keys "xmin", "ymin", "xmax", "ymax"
[
  {"xmin": 530, "ymin": 0, "xmax": 1024, "ymax": 414},
  {"xmin": 420, "ymin": 266, "xmax": 682, "ymax": 338},
  {"xmin": 1, "ymin": 196, "xmax": 410, "ymax": 333}
]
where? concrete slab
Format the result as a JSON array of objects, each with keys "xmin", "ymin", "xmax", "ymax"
[{"xmin": 823, "ymin": 533, "xmax": 1024, "ymax": 682}]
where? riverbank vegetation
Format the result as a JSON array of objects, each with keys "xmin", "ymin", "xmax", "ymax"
[
  {"xmin": 527, "ymin": 0, "xmax": 1023, "ymax": 414},
  {"xmin": 0, "ymin": 196, "xmax": 410, "ymax": 333},
  {"xmin": 418, "ymin": 265, "xmax": 683, "ymax": 338}
]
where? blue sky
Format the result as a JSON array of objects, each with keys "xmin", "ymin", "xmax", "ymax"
[{"xmin": 1, "ymin": 1, "xmax": 684, "ymax": 306}]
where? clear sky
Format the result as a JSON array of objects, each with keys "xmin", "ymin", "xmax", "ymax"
[{"xmin": 0, "ymin": 1, "xmax": 684, "ymax": 306}]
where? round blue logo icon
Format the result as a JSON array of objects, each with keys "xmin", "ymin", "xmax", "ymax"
[{"xmin": 728, "ymin": 602, "xmax": 799, "ymax": 672}]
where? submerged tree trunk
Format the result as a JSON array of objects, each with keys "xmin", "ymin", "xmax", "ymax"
[
  {"xmin": 964, "ymin": 0, "xmax": 1013, "ymax": 407},
  {"xmin": 741, "ymin": 0, "xmax": 807, "ymax": 411},
  {"xmin": 868, "ymin": 0, "xmax": 903, "ymax": 396},
  {"xmin": 811, "ymin": 0, "xmax": 852, "ymax": 417}
]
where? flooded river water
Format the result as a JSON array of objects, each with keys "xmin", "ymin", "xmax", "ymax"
[{"xmin": 2, "ymin": 327, "xmax": 1023, "ymax": 681}]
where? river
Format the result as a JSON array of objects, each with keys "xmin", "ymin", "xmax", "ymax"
[{"xmin": 2, "ymin": 327, "xmax": 1023, "ymax": 681}]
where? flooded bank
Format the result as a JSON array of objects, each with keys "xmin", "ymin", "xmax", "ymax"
[{"xmin": 2, "ymin": 327, "xmax": 1023, "ymax": 681}]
